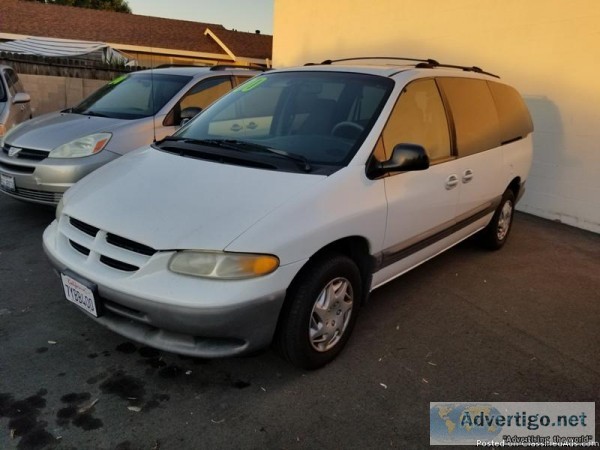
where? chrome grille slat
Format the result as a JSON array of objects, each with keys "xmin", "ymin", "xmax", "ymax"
[
  {"xmin": 0, "ymin": 186, "xmax": 62, "ymax": 203},
  {"xmin": 2, "ymin": 144, "xmax": 48, "ymax": 161}
]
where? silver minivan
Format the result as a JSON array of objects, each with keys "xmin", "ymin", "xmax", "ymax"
[
  {"xmin": 0, "ymin": 65, "xmax": 32, "ymax": 144},
  {"xmin": 0, "ymin": 65, "xmax": 261, "ymax": 205}
]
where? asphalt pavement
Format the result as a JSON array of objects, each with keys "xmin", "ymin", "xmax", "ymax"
[{"xmin": 1, "ymin": 194, "xmax": 599, "ymax": 449}]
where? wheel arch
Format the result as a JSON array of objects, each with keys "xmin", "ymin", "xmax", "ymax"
[
  {"xmin": 507, "ymin": 176, "xmax": 522, "ymax": 201},
  {"xmin": 277, "ymin": 235, "xmax": 375, "ymax": 331}
]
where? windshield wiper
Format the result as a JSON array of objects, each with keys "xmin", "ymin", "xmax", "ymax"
[
  {"xmin": 206, "ymin": 139, "xmax": 312, "ymax": 172},
  {"xmin": 156, "ymin": 137, "xmax": 312, "ymax": 172}
]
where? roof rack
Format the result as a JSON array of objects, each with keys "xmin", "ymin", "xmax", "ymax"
[
  {"xmin": 306, "ymin": 56, "xmax": 499, "ymax": 78},
  {"xmin": 155, "ymin": 63, "xmax": 211, "ymax": 69},
  {"xmin": 317, "ymin": 57, "xmax": 440, "ymax": 66},
  {"xmin": 210, "ymin": 64, "xmax": 268, "ymax": 71}
]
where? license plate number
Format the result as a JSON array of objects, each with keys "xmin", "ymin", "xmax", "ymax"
[
  {"xmin": 0, "ymin": 173, "xmax": 15, "ymax": 192},
  {"xmin": 61, "ymin": 273, "xmax": 99, "ymax": 317}
]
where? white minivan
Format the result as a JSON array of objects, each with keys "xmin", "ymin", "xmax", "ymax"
[{"xmin": 43, "ymin": 58, "xmax": 533, "ymax": 369}]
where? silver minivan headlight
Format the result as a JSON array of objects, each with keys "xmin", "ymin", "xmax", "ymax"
[
  {"xmin": 49, "ymin": 133, "xmax": 112, "ymax": 158},
  {"xmin": 169, "ymin": 251, "xmax": 279, "ymax": 279}
]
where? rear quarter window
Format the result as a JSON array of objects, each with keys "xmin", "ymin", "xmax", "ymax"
[
  {"xmin": 487, "ymin": 81, "xmax": 533, "ymax": 144},
  {"xmin": 437, "ymin": 77, "xmax": 501, "ymax": 157}
]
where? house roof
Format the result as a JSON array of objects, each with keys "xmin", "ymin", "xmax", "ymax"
[
  {"xmin": 210, "ymin": 29, "xmax": 274, "ymax": 60},
  {"xmin": 0, "ymin": 0, "xmax": 272, "ymax": 60}
]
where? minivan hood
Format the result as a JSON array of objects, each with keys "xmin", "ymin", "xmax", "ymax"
[
  {"xmin": 4, "ymin": 112, "xmax": 128, "ymax": 151},
  {"xmin": 63, "ymin": 147, "xmax": 326, "ymax": 250}
]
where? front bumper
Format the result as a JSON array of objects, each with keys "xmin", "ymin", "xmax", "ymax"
[
  {"xmin": 0, "ymin": 150, "xmax": 119, "ymax": 205},
  {"xmin": 43, "ymin": 219, "xmax": 305, "ymax": 357}
]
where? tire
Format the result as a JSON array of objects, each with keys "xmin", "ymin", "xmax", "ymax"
[
  {"xmin": 274, "ymin": 253, "xmax": 362, "ymax": 370},
  {"xmin": 480, "ymin": 189, "xmax": 515, "ymax": 250}
]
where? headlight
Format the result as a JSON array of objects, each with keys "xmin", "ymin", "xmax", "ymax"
[
  {"xmin": 49, "ymin": 133, "xmax": 111, "ymax": 158},
  {"xmin": 169, "ymin": 251, "xmax": 279, "ymax": 279},
  {"xmin": 55, "ymin": 197, "xmax": 64, "ymax": 220}
]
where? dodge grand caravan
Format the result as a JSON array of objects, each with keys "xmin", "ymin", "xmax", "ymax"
[
  {"xmin": 43, "ymin": 57, "xmax": 533, "ymax": 369},
  {"xmin": 0, "ymin": 65, "xmax": 261, "ymax": 205}
]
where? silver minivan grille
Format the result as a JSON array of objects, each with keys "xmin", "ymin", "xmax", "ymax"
[{"xmin": 61, "ymin": 216, "xmax": 157, "ymax": 273}]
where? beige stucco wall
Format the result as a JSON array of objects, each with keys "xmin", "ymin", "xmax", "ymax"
[
  {"xmin": 19, "ymin": 74, "xmax": 106, "ymax": 117},
  {"xmin": 273, "ymin": 0, "xmax": 600, "ymax": 233}
]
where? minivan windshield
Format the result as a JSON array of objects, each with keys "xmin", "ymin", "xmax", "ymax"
[
  {"xmin": 167, "ymin": 71, "xmax": 393, "ymax": 172},
  {"xmin": 71, "ymin": 73, "xmax": 191, "ymax": 120}
]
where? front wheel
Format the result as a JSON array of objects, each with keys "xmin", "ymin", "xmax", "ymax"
[
  {"xmin": 480, "ymin": 190, "xmax": 515, "ymax": 250},
  {"xmin": 274, "ymin": 254, "xmax": 362, "ymax": 370}
]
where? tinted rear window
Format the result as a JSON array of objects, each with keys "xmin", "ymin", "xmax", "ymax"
[
  {"xmin": 438, "ymin": 78, "xmax": 501, "ymax": 157},
  {"xmin": 487, "ymin": 81, "xmax": 533, "ymax": 144}
]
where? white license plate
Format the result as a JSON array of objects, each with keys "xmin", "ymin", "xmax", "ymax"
[
  {"xmin": 61, "ymin": 273, "xmax": 99, "ymax": 317},
  {"xmin": 0, "ymin": 173, "xmax": 15, "ymax": 192}
]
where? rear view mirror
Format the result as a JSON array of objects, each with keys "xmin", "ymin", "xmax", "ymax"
[
  {"xmin": 180, "ymin": 106, "xmax": 202, "ymax": 125},
  {"xmin": 13, "ymin": 93, "xmax": 30, "ymax": 104},
  {"xmin": 367, "ymin": 143, "xmax": 429, "ymax": 178}
]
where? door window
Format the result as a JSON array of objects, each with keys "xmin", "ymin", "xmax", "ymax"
[
  {"xmin": 381, "ymin": 79, "xmax": 451, "ymax": 163},
  {"xmin": 437, "ymin": 78, "xmax": 501, "ymax": 157},
  {"xmin": 3, "ymin": 69, "xmax": 25, "ymax": 95},
  {"xmin": 165, "ymin": 76, "xmax": 233, "ymax": 126},
  {"xmin": 180, "ymin": 77, "xmax": 233, "ymax": 112}
]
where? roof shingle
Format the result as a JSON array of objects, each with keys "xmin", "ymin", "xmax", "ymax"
[{"xmin": 0, "ymin": 0, "xmax": 272, "ymax": 59}]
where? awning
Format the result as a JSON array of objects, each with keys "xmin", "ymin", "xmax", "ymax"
[{"xmin": 0, "ymin": 36, "xmax": 134, "ymax": 65}]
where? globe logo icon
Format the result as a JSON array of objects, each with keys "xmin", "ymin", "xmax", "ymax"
[{"xmin": 430, "ymin": 403, "xmax": 504, "ymax": 444}]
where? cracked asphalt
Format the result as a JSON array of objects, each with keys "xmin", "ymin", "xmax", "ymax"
[{"xmin": 0, "ymin": 193, "xmax": 599, "ymax": 449}]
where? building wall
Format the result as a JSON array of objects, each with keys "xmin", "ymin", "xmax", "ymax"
[
  {"xmin": 19, "ymin": 74, "xmax": 106, "ymax": 116},
  {"xmin": 273, "ymin": 0, "xmax": 600, "ymax": 233}
]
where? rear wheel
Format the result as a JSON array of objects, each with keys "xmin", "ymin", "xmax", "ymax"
[
  {"xmin": 480, "ymin": 189, "xmax": 515, "ymax": 250},
  {"xmin": 275, "ymin": 253, "xmax": 362, "ymax": 369}
]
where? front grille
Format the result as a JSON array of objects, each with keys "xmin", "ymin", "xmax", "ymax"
[
  {"xmin": 100, "ymin": 255, "xmax": 139, "ymax": 272},
  {"xmin": 61, "ymin": 216, "xmax": 157, "ymax": 274},
  {"xmin": 2, "ymin": 144, "xmax": 48, "ymax": 161},
  {"xmin": 0, "ymin": 162, "xmax": 35, "ymax": 173},
  {"xmin": 69, "ymin": 239, "xmax": 90, "ymax": 256},
  {"xmin": 106, "ymin": 233, "xmax": 156, "ymax": 256},
  {"xmin": 70, "ymin": 217, "xmax": 99, "ymax": 237},
  {"xmin": 0, "ymin": 185, "xmax": 62, "ymax": 204}
]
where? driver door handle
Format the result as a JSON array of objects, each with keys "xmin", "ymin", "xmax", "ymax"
[{"xmin": 445, "ymin": 174, "xmax": 459, "ymax": 190}]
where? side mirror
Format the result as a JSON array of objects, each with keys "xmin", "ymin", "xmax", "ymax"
[
  {"xmin": 13, "ymin": 92, "xmax": 31, "ymax": 104},
  {"xmin": 367, "ymin": 143, "xmax": 429, "ymax": 178},
  {"xmin": 180, "ymin": 106, "xmax": 202, "ymax": 125}
]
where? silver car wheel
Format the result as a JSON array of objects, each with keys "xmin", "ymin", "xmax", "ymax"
[
  {"xmin": 309, "ymin": 277, "xmax": 353, "ymax": 352},
  {"xmin": 497, "ymin": 200, "xmax": 513, "ymax": 241}
]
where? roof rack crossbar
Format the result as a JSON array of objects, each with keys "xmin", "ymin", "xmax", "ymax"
[
  {"xmin": 210, "ymin": 64, "xmax": 267, "ymax": 71},
  {"xmin": 319, "ymin": 56, "xmax": 440, "ymax": 65},
  {"xmin": 427, "ymin": 62, "xmax": 499, "ymax": 78},
  {"xmin": 156, "ymin": 63, "xmax": 211, "ymax": 69},
  {"xmin": 307, "ymin": 56, "xmax": 500, "ymax": 78}
]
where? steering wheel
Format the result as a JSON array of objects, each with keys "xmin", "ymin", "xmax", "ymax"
[{"xmin": 331, "ymin": 121, "xmax": 365, "ymax": 138}]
